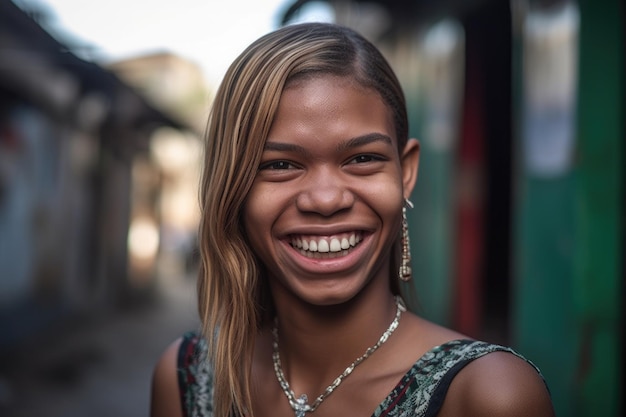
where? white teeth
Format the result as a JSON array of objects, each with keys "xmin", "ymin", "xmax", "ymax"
[
  {"xmin": 291, "ymin": 233, "xmax": 361, "ymax": 255},
  {"xmin": 318, "ymin": 239, "xmax": 329, "ymax": 253}
]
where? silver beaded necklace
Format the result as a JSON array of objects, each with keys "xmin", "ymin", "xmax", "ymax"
[{"xmin": 272, "ymin": 296, "xmax": 406, "ymax": 417}]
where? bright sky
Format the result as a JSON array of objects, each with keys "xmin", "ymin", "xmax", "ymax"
[{"xmin": 25, "ymin": 0, "xmax": 334, "ymax": 87}]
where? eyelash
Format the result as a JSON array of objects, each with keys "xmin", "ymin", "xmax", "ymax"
[
  {"xmin": 259, "ymin": 160, "xmax": 297, "ymax": 170},
  {"xmin": 259, "ymin": 154, "xmax": 386, "ymax": 171},
  {"xmin": 349, "ymin": 154, "xmax": 385, "ymax": 164}
]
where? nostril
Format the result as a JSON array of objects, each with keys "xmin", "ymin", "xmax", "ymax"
[{"xmin": 295, "ymin": 188, "xmax": 355, "ymax": 216}]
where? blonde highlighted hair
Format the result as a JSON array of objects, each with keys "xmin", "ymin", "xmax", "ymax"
[{"xmin": 197, "ymin": 22, "xmax": 409, "ymax": 417}]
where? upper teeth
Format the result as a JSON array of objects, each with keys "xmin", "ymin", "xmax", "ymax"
[{"xmin": 292, "ymin": 233, "xmax": 361, "ymax": 253}]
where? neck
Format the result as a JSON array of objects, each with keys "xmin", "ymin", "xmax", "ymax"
[{"xmin": 271, "ymin": 291, "xmax": 400, "ymax": 394}]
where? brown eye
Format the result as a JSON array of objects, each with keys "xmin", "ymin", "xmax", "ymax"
[
  {"xmin": 350, "ymin": 154, "xmax": 383, "ymax": 164},
  {"xmin": 260, "ymin": 160, "xmax": 296, "ymax": 170}
]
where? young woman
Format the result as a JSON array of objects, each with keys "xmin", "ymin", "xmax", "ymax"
[{"xmin": 150, "ymin": 22, "xmax": 554, "ymax": 417}]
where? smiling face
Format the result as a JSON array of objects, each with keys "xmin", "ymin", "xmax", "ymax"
[{"xmin": 242, "ymin": 75, "xmax": 418, "ymax": 307}]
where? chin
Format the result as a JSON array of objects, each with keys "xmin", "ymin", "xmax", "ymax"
[{"xmin": 289, "ymin": 277, "xmax": 375, "ymax": 308}]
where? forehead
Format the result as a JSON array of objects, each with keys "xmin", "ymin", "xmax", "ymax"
[
  {"xmin": 284, "ymin": 74, "xmax": 377, "ymax": 102},
  {"xmin": 270, "ymin": 75, "xmax": 395, "ymax": 142}
]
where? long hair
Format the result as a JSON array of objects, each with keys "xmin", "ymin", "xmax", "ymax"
[{"xmin": 197, "ymin": 22, "xmax": 409, "ymax": 417}]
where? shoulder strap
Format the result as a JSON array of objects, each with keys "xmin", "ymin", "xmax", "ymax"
[
  {"xmin": 177, "ymin": 331, "xmax": 213, "ymax": 417},
  {"xmin": 423, "ymin": 340, "xmax": 537, "ymax": 417}
]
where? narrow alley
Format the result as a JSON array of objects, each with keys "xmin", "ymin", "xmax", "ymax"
[{"xmin": 2, "ymin": 273, "xmax": 200, "ymax": 417}]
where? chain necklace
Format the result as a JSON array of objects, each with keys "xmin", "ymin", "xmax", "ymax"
[{"xmin": 272, "ymin": 296, "xmax": 406, "ymax": 417}]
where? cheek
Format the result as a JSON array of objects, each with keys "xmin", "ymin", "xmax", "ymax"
[
  {"xmin": 243, "ymin": 187, "xmax": 270, "ymax": 235},
  {"xmin": 359, "ymin": 177, "xmax": 404, "ymax": 230},
  {"xmin": 371, "ymin": 168, "xmax": 404, "ymax": 207},
  {"xmin": 242, "ymin": 183, "xmax": 284, "ymax": 254}
]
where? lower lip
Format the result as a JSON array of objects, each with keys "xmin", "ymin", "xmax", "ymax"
[{"xmin": 282, "ymin": 235, "xmax": 371, "ymax": 275}]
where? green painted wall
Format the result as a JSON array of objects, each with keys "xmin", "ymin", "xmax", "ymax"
[
  {"xmin": 573, "ymin": 0, "xmax": 623, "ymax": 415},
  {"xmin": 512, "ymin": 1, "xmax": 624, "ymax": 416}
]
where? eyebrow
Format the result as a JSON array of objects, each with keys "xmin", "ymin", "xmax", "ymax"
[
  {"xmin": 263, "ymin": 141, "xmax": 313, "ymax": 158},
  {"xmin": 264, "ymin": 133, "xmax": 393, "ymax": 155},
  {"xmin": 337, "ymin": 133, "xmax": 393, "ymax": 152}
]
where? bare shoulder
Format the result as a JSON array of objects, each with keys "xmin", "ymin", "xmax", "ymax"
[
  {"xmin": 401, "ymin": 313, "xmax": 466, "ymax": 353},
  {"xmin": 150, "ymin": 337, "xmax": 184, "ymax": 417},
  {"xmin": 438, "ymin": 349, "xmax": 555, "ymax": 417}
]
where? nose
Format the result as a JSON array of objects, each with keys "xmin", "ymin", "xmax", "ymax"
[{"xmin": 296, "ymin": 167, "xmax": 355, "ymax": 217}]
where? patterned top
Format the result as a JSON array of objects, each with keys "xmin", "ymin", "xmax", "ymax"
[{"xmin": 177, "ymin": 332, "xmax": 543, "ymax": 417}]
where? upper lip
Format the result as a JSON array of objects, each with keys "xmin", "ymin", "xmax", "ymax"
[{"xmin": 279, "ymin": 223, "xmax": 374, "ymax": 238}]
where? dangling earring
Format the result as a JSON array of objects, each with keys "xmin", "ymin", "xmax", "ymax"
[{"xmin": 399, "ymin": 198, "xmax": 414, "ymax": 282}]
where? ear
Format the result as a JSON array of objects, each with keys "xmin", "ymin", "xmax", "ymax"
[{"xmin": 400, "ymin": 138, "xmax": 420, "ymax": 199}]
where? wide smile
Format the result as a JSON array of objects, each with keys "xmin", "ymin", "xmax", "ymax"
[{"xmin": 289, "ymin": 231, "xmax": 364, "ymax": 259}]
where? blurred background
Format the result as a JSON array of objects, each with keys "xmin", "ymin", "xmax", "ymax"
[{"xmin": 0, "ymin": 0, "xmax": 623, "ymax": 416}]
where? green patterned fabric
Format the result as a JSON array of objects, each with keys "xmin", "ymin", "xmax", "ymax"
[
  {"xmin": 177, "ymin": 333, "xmax": 542, "ymax": 417},
  {"xmin": 178, "ymin": 332, "xmax": 213, "ymax": 417}
]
